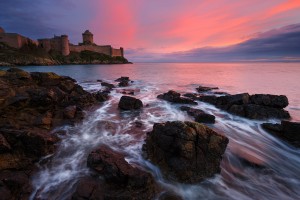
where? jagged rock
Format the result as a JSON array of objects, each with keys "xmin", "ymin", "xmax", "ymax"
[
  {"xmin": 0, "ymin": 68, "xmax": 108, "ymax": 199},
  {"xmin": 250, "ymin": 94, "xmax": 288, "ymax": 108},
  {"xmin": 180, "ymin": 106, "xmax": 215, "ymax": 123},
  {"xmin": 262, "ymin": 121, "xmax": 300, "ymax": 147},
  {"xmin": 242, "ymin": 104, "xmax": 290, "ymax": 119},
  {"xmin": 196, "ymin": 86, "xmax": 219, "ymax": 93},
  {"xmin": 83, "ymin": 146, "xmax": 156, "ymax": 199},
  {"xmin": 157, "ymin": 90, "xmax": 197, "ymax": 105},
  {"xmin": 143, "ymin": 121, "xmax": 228, "ymax": 183},
  {"xmin": 118, "ymin": 96, "xmax": 143, "ymax": 110}
]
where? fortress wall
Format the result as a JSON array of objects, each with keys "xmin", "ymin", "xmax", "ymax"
[
  {"xmin": 0, "ymin": 33, "xmax": 23, "ymax": 48},
  {"xmin": 111, "ymin": 47, "xmax": 124, "ymax": 57},
  {"xmin": 50, "ymin": 37, "xmax": 64, "ymax": 52},
  {"xmin": 38, "ymin": 39, "xmax": 51, "ymax": 52},
  {"xmin": 70, "ymin": 45, "xmax": 112, "ymax": 56},
  {"xmin": 0, "ymin": 32, "xmax": 37, "ymax": 49}
]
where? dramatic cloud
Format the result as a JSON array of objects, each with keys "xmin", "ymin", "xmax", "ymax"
[{"xmin": 1, "ymin": 0, "xmax": 300, "ymax": 61}]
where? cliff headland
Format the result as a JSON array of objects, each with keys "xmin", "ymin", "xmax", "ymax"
[{"xmin": 0, "ymin": 27, "xmax": 130, "ymax": 66}]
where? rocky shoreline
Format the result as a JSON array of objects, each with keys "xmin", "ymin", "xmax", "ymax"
[{"xmin": 0, "ymin": 68, "xmax": 299, "ymax": 200}]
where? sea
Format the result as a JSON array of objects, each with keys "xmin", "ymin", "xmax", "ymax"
[{"xmin": 2, "ymin": 62, "xmax": 300, "ymax": 200}]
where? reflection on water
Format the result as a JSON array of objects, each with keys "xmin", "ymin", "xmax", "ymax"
[{"xmin": 4, "ymin": 63, "xmax": 300, "ymax": 199}]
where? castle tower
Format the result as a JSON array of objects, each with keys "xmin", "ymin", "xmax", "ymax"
[
  {"xmin": 82, "ymin": 30, "xmax": 93, "ymax": 45},
  {"xmin": 0, "ymin": 27, "xmax": 5, "ymax": 34},
  {"xmin": 61, "ymin": 35, "xmax": 70, "ymax": 56}
]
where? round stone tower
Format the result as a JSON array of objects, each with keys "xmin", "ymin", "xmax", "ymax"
[
  {"xmin": 82, "ymin": 30, "xmax": 93, "ymax": 45},
  {"xmin": 61, "ymin": 35, "xmax": 70, "ymax": 56},
  {"xmin": 0, "ymin": 27, "xmax": 5, "ymax": 34}
]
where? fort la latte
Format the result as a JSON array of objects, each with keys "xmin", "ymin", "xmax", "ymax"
[{"xmin": 0, "ymin": 27, "xmax": 124, "ymax": 57}]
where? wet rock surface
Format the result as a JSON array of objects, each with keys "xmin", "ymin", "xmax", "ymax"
[
  {"xmin": 118, "ymin": 95, "xmax": 143, "ymax": 110},
  {"xmin": 262, "ymin": 121, "xmax": 300, "ymax": 147},
  {"xmin": 180, "ymin": 106, "xmax": 215, "ymax": 123},
  {"xmin": 0, "ymin": 68, "xmax": 108, "ymax": 199},
  {"xmin": 143, "ymin": 121, "xmax": 228, "ymax": 183},
  {"xmin": 196, "ymin": 85, "xmax": 219, "ymax": 93},
  {"xmin": 158, "ymin": 90, "xmax": 197, "ymax": 105},
  {"xmin": 199, "ymin": 92, "xmax": 290, "ymax": 120},
  {"xmin": 72, "ymin": 146, "xmax": 156, "ymax": 200}
]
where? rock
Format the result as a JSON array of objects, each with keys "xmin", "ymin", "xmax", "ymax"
[
  {"xmin": 118, "ymin": 96, "xmax": 143, "ymax": 110},
  {"xmin": 118, "ymin": 80, "xmax": 130, "ymax": 87},
  {"xmin": 281, "ymin": 121, "xmax": 300, "ymax": 141},
  {"xmin": 262, "ymin": 121, "xmax": 300, "ymax": 147},
  {"xmin": 0, "ymin": 134, "xmax": 11, "ymax": 152},
  {"xmin": 250, "ymin": 94, "xmax": 288, "ymax": 108},
  {"xmin": 115, "ymin": 77, "xmax": 130, "ymax": 82},
  {"xmin": 93, "ymin": 91, "xmax": 109, "ymax": 102},
  {"xmin": 101, "ymin": 82, "xmax": 115, "ymax": 89},
  {"xmin": 182, "ymin": 93, "xmax": 199, "ymax": 100},
  {"xmin": 199, "ymin": 92, "xmax": 290, "ymax": 120},
  {"xmin": 180, "ymin": 106, "xmax": 215, "ymax": 123},
  {"xmin": 0, "ymin": 69, "xmax": 108, "ymax": 199},
  {"xmin": 196, "ymin": 86, "xmax": 219, "ymax": 93},
  {"xmin": 157, "ymin": 90, "xmax": 197, "ymax": 105},
  {"xmin": 143, "ymin": 121, "xmax": 228, "ymax": 183},
  {"xmin": 243, "ymin": 104, "xmax": 290, "ymax": 120},
  {"xmin": 63, "ymin": 105, "xmax": 77, "ymax": 119},
  {"xmin": 86, "ymin": 146, "xmax": 156, "ymax": 199},
  {"xmin": 159, "ymin": 192, "xmax": 183, "ymax": 200},
  {"xmin": 262, "ymin": 123, "xmax": 282, "ymax": 133},
  {"xmin": 134, "ymin": 120, "xmax": 143, "ymax": 128}
]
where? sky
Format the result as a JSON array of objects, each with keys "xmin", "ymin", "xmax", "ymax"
[{"xmin": 1, "ymin": 0, "xmax": 300, "ymax": 62}]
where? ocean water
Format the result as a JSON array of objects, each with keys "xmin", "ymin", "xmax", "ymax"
[{"xmin": 3, "ymin": 62, "xmax": 300, "ymax": 200}]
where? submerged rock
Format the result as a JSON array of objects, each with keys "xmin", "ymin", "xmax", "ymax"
[
  {"xmin": 157, "ymin": 90, "xmax": 197, "ymax": 105},
  {"xmin": 143, "ymin": 121, "xmax": 228, "ymax": 183},
  {"xmin": 180, "ymin": 106, "xmax": 215, "ymax": 123},
  {"xmin": 118, "ymin": 95, "xmax": 143, "ymax": 110},
  {"xmin": 262, "ymin": 121, "xmax": 300, "ymax": 147}
]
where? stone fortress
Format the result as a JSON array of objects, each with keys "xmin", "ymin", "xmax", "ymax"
[{"xmin": 0, "ymin": 27, "xmax": 124, "ymax": 57}]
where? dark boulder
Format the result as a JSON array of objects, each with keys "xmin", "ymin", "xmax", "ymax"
[
  {"xmin": 118, "ymin": 96, "xmax": 143, "ymax": 110},
  {"xmin": 85, "ymin": 146, "xmax": 156, "ymax": 199},
  {"xmin": 143, "ymin": 121, "xmax": 228, "ymax": 183},
  {"xmin": 250, "ymin": 94, "xmax": 288, "ymax": 108},
  {"xmin": 118, "ymin": 80, "xmax": 130, "ymax": 87},
  {"xmin": 196, "ymin": 86, "xmax": 218, "ymax": 93},
  {"xmin": 180, "ymin": 106, "xmax": 215, "ymax": 123},
  {"xmin": 262, "ymin": 121, "xmax": 300, "ymax": 147},
  {"xmin": 157, "ymin": 90, "xmax": 197, "ymax": 105}
]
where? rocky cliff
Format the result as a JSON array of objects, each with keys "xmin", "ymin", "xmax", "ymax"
[{"xmin": 0, "ymin": 42, "xmax": 130, "ymax": 66}]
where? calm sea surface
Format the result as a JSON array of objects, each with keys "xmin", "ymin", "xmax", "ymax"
[{"xmin": 2, "ymin": 62, "xmax": 300, "ymax": 200}]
